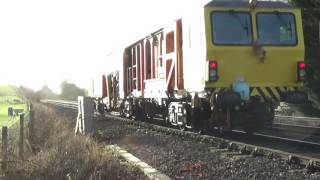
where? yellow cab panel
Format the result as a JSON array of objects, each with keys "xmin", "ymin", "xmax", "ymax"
[{"xmin": 204, "ymin": 1, "xmax": 305, "ymax": 91}]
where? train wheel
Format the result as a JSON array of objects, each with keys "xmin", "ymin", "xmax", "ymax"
[
  {"xmin": 134, "ymin": 105, "xmax": 146, "ymax": 121},
  {"xmin": 266, "ymin": 105, "xmax": 275, "ymax": 126},
  {"xmin": 97, "ymin": 103, "xmax": 105, "ymax": 115},
  {"xmin": 163, "ymin": 106, "xmax": 170, "ymax": 126},
  {"xmin": 119, "ymin": 100, "xmax": 124, "ymax": 117},
  {"xmin": 179, "ymin": 124, "xmax": 186, "ymax": 131},
  {"xmin": 243, "ymin": 102, "xmax": 269, "ymax": 134},
  {"xmin": 184, "ymin": 104, "xmax": 192, "ymax": 129},
  {"xmin": 191, "ymin": 107, "xmax": 202, "ymax": 133},
  {"xmin": 122, "ymin": 99, "xmax": 133, "ymax": 119},
  {"xmin": 147, "ymin": 113, "xmax": 154, "ymax": 122},
  {"xmin": 178, "ymin": 107, "xmax": 188, "ymax": 131}
]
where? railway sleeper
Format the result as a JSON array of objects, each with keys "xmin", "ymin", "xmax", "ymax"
[
  {"xmin": 239, "ymin": 146, "xmax": 251, "ymax": 155},
  {"xmin": 267, "ymin": 152, "xmax": 281, "ymax": 160},
  {"xmin": 287, "ymin": 155, "xmax": 302, "ymax": 166},
  {"xmin": 251, "ymin": 147, "xmax": 264, "ymax": 157},
  {"xmin": 307, "ymin": 160, "xmax": 320, "ymax": 173},
  {"xmin": 227, "ymin": 142, "xmax": 238, "ymax": 151}
]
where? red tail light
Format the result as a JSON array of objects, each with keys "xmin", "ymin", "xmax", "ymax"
[
  {"xmin": 298, "ymin": 62, "xmax": 306, "ymax": 69},
  {"xmin": 297, "ymin": 61, "xmax": 306, "ymax": 81},
  {"xmin": 209, "ymin": 61, "xmax": 218, "ymax": 81}
]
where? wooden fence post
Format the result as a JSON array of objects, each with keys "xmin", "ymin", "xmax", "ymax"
[
  {"xmin": 19, "ymin": 114, "xmax": 24, "ymax": 160},
  {"xmin": 1, "ymin": 126, "xmax": 8, "ymax": 171},
  {"xmin": 29, "ymin": 104, "xmax": 34, "ymax": 142}
]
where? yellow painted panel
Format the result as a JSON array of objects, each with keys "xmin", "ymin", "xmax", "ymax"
[
  {"xmin": 204, "ymin": 6, "xmax": 305, "ymax": 89},
  {"xmin": 251, "ymin": 88, "xmax": 259, "ymax": 96}
]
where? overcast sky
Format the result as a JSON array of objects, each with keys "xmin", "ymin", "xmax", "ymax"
[{"xmin": 0, "ymin": 0, "xmax": 198, "ymax": 93}]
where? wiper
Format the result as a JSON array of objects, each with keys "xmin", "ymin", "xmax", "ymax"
[{"xmin": 229, "ymin": 10, "xmax": 249, "ymax": 37}]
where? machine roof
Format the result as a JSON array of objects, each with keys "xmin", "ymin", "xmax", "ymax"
[{"xmin": 205, "ymin": 0, "xmax": 293, "ymax": 8}]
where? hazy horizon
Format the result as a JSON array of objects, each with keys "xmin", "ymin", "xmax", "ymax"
[{"xmin": 0, "ymin": 0, "xmax": 206, "ymax": 93}]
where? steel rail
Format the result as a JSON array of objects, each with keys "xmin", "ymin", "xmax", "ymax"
[
  {"xmin": 275, "ymin": 115, "xmax": 320, "ymax": 127},
  {"xmin": 40, "ymin": 99, "xmax": 78, "ymax": 110},
  {"xmin": 269, "ymin": 123, "xmax": 320, "ymax": 137}
]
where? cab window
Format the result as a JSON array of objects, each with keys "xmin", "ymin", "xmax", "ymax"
[
  {"xmin": 211, "ymin": 12, "xmax": 252, "ymax": 45},
  {"xmin": 257, "ymin": 12, "xmax": 297, "ymax": 45}
]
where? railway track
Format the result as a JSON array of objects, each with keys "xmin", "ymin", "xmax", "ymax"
[
  {"xmin": 40, "ymin": 99, "xmax": 320, "ymax": 140},
  {"xmin": 40, "ymin": 99, "xmax": 320, "ymax": 172}
]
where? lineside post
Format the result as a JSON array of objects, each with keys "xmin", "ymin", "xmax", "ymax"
[
  {"xmin": 19, "ymin": 114, "xmax": 24, "ymax": 160},
  {"xmin": 28, "ymin": 103, "xmax": 34, "ymax": 143},
  {"xmin": 1, "ymin": 126, "xmax": 8, "ymax": 172},
  {"xmin": 75, "ymin": 96, "xmax": 94, "ymax": 135}
]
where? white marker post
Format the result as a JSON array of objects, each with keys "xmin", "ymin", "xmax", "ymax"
[{"xmin": 75, "ymin": 96, "xmax": 95, "ymax": 135}]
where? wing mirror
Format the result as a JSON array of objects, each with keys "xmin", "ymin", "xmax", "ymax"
[{"xmin": 253, "ymin": 40, "xmax": 266, "ymax": 62}]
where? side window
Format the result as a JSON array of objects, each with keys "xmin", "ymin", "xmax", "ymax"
[{"xmin": 166, "ymin": 31, "xmax": 175, "ymax": 53}]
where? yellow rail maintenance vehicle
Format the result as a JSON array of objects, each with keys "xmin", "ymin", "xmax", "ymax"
[
  {"xmin": 200, "ymin": 0, "xmax": 307, "ymax": 132},
  {"xmin": 98, "ymin": 0, "xmax": 308, "ymax": 133}
]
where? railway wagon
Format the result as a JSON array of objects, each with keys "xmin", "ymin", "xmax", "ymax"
[
  {"xmin": 101, "ymin": 0, "xmax": 307, "ymax": 133},
  {"xmin": 94, "ymin": 51, "xmax": 123, "ymax": 114}
]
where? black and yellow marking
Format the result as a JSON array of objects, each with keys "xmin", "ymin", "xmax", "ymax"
[
  {"xmin": 251, "ymin": 86, "xmax": 300, "ymax": 102},
  {"xmin": 212, "ymin": 86, "xmax": 300, "ymax": 102}
]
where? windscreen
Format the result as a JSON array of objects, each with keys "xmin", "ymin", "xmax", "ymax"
[
  {"xmin": 211, "ymin": 12, "xmax": 252, "ymax": 45},
  {"xmin": 257, "ymin": 12, "xmax": 297, "ymax": 45}
]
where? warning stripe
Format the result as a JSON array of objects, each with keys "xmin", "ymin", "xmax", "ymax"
[
  {"xmin": 251, "ymin": 88, "xmax": 260, "ymax": 96},
  {"xmin": 250, "ymin": 87, "xmax": 287, "ymax": 102},
  {"xmin": 275, "ymin": 87, "xmax": 283, "ymax": 96},
  {"xmin": 256, "ymin": 87, "xmax": 267, "ymax": 101},
  {"xmin": 211, "ymin": 86, "xmax": 299, "ymax": 102},
  {"xmin": 250, "ymin": 87, "xmax": 254, "ymax": 94},
  {"xmin": 266, "ymin": 87, "xmax": 280, "ymax": 102}
]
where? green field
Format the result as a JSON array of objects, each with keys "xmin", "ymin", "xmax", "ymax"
[
  {"xmin": 0, "ymin": 85, "xmax": 16, "ymax": 96},
  {"xmin": 0, "ymin": 86, "xmax": 27, "ymax": 127}
]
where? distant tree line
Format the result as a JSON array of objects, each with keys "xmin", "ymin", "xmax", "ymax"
[
  {"xmin": 291, "ymin": 0, "xmax": 320, "ymax": 93},
  {"xmin": 16, "ymin": 81, "xmax": 87, "ymax": 101},
  {"xmin": 59, "ymin": 81, "xmax": 87, "ymax": 101}
]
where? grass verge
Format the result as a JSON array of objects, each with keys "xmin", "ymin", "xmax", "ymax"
[
  {"xmin": 4, "ymin": 104, "xmax": 146, "ymax": 180},
  {"xmin": 0, "ymin": 85, "xmax": 27, "ymax": 126}
]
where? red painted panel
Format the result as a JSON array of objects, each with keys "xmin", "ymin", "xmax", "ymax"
[
  {"xmin": 176, "ymin": 19, "xmax": 184, "ymax": 90},
  {"xmin": 152, "ymin": 42, "xmax": 156, "ymax": 79},
  {"xmin": 166, "ymin": 59, "xmax": 175, "ymax": 91},
  {"xmin": 123, "ymin": 51, "xmax": 128, "ymax": 96},
  {"xmin": 102, "ymin": 75, "xmax": 107, "ymax": 98},
  {"xmin": 140, "ymin": 43, "xmax": 145, "ymax": 94},
  {"xmin": 137, "ymin": 45, "xmax": 141, "ymax": 91}
]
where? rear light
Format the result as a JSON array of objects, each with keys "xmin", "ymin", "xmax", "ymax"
[
  {"xmin": 209, "ymin": 60, "xmax": 218, "ymax": 81},
  {"xmin": 297, "ymin": 61, "xmax": 306, "ymax": 81}
]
